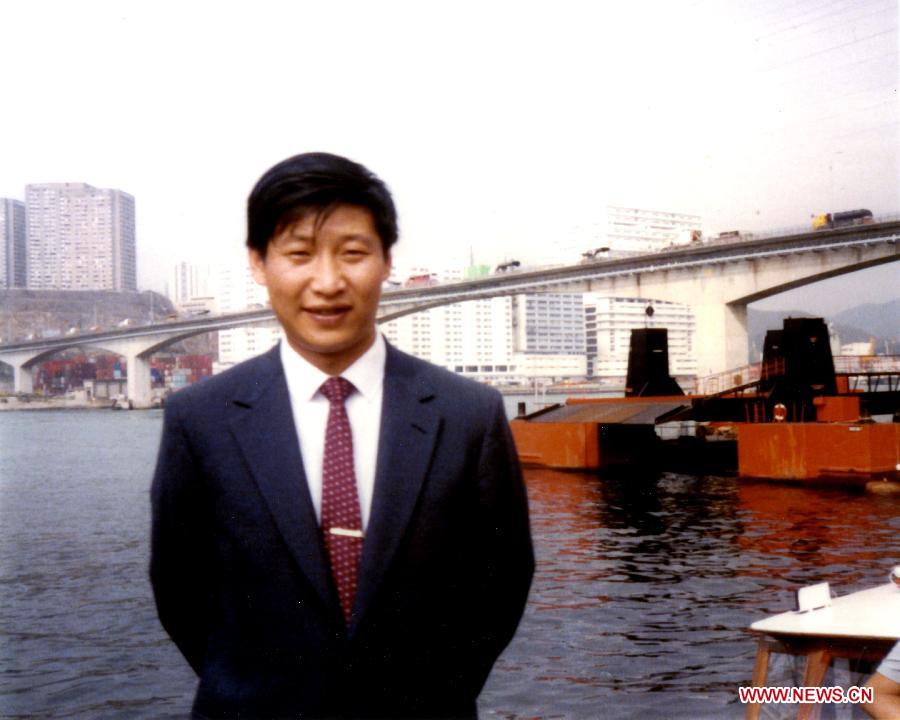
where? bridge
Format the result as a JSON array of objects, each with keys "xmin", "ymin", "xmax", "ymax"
[
  {"xmin": 380, "ymin": 220, "xmax": 899, "ymax": 374},
  {"xmin": 1, "ymin": 220, "xmax": 897, "ymax": 406}
]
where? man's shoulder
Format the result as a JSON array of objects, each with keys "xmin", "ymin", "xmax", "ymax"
[
  {"xmin": 386, "ymin": 344, "xmax": 503, "ymax": 410},
  {"xmin": 165, "ymin": 346, "xmax": 280, "ymax": 411}
]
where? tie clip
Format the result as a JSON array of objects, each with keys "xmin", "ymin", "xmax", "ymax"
[{"xmin": 329, "ymin": 527, "xmax": 364, "ymax": 538}]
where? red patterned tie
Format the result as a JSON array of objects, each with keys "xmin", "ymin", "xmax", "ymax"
[{"xmin": 319, "ymin": 376, "xmax": 363, "ymax": 625}]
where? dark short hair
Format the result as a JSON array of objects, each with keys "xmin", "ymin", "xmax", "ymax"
[{"xmin": 247, "ymin": 152, "xmax": 398, "ymax": 255}]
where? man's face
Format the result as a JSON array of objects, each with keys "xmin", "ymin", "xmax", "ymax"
[{"xmin": 249, "ymin": 204, "xmax": 391, "ymax": 375}]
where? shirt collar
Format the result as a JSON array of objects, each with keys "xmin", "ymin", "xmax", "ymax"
[{"xmin": 279, "ymin": 333, "xmax": 386, "ymax": 403}]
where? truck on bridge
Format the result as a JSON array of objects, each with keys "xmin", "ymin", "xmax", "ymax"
[{"xmin": 812, "ymin": 208, "xmax": 873, "ymax": 230}]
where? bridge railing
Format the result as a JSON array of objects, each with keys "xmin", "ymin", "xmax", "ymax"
[
  {"xmin": 694, "ymin": 364, "xmax": 762, "ymax": 396},
  {"xmin": 833, "ymin": 355, "xmax": 900, "ymax": 374},
  {"xmin": 693, "ymin": 355, "xmax": 900, "ymax": 396},
  {"xmin": 728, "ymin": 212, "xmax": 900, "ymax": 243}
]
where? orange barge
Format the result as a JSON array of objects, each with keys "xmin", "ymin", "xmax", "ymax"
[
  {"xmin": 737, "ymin": 419, "xmax": 899, "ymax": 483},
  {"xmin": 510, "ymin": 320, "xmax": 900, "ymax": 485},
  {"xmin": 511, "ymin": 396, "xmax": 688, "ymax": 471}
]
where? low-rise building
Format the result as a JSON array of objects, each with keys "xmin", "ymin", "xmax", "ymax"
[{"xmin": 584, "ymin": 295, "xmax": 696, "ymax": 381}]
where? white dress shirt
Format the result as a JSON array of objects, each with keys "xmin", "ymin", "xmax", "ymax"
[{"xmin": 279, "ymin": 334, "xmax": 386, "ymax": 531}]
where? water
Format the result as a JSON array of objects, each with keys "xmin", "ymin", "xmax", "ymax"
[{"xmin": 1, "ymin": 410, "xmax": 898, "ymax": 719}]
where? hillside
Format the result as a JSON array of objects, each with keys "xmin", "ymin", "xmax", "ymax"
[
  {"xmin": 747, "ymin": 299, "xmax": 899, "ymax": 359},
  {"xmin": 0, "ymin": 289, "xmax": 175, "ymax": 342},
  {"xmin": 832, "ymin": 299, "xmax": 899, "ymax": 341},
  {"xmin": 0, "ymin": 290, "xmax": 214, "ymax": 375}
]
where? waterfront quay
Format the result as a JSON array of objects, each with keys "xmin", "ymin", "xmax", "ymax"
[{"xmin": 1, "ymin": 409, "xmax": 897, "ymax": 719}]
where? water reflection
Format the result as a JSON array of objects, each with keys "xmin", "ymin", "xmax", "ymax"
[
  {"xmin": 735, "ymin": 483, "xmax": 898, "ymax": 594},
  {"xmin": 481, "ymin": 469, "xmax": 900, "ymax": 719}
]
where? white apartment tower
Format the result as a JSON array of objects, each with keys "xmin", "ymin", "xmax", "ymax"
[
  {"xmin": 25, "ymin": 183, "xmax": 136, "ymax": 291},
  {"xmin": 380, "ymin": 265, "xmax": 516, "ymax": 382},
  {"xmin": 584, "ymin": 296, "xmax": 697, "ymax": 379},
  {"xmin": 539, "ymin": 206, "xmax": 703, "ymax": 265},
  {"xmin": 382, "ymin": 269, "xmax": 587, "ymax": 382},
  {"xmin": 0, "ymin": 199, "xmax": 27, "ymax": 289},
  {"xmin": 215, "ymin": 263, "xmax": 280, "ymax": 368},
  {"xmin": 602, "ymin": 206, "xmax": 702, "ymax": 254},
  {"xmin": 381, "ymin": 296, "xmax": 515, "ymax": 382},
  {"xmin": 168, "ymin": 260, "xmax": 213, "ymax": 307}
]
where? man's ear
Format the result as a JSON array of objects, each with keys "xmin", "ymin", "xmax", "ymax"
[
  {"xmin": 248, "ymin": 248, "xmax": 267, "ymax": 286},
  {"xmin": 382, "ymin": 250, "xmax": 392, "ymax": 281}
]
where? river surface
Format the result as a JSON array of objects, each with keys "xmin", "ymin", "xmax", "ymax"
[{"xmin": 1, "ymin": 409, "xmax": 898, "ymax": 719}]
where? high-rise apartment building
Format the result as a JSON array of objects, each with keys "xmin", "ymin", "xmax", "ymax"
[
  {"xmin": 0, "ymin": 199, "xmax": 26, "ymax": 288},
  {"xmin": 584, "ymin": 295, "xmax": 696, "ymax": 379},
  {"xmin": 25, "ymin": 183, "xmax": 136, "ymax": 291}
]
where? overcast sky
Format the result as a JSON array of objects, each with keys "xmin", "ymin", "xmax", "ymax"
[{"xmin": 1, "ymin": 0, "xmax": 897, "ymax": 313}]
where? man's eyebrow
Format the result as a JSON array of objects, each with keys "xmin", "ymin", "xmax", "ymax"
[
  {"xmin": 339, "ymin": 233, "xmax": 379, "ymax": 243},
  {"xmin": 283, "ymin": 230, "xmax": 375, "ymax": 240},
  {"xmin": 284, "ymin": 229, "xmax": 314, "ymax": 241}
]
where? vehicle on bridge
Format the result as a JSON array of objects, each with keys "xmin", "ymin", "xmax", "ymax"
[
  {"xmin": 812, "ymin": 208, "xmax": 873, "ymax": 230},
  {"xmin": 403, "ymin": 273, "xmax": 439, "ymax": 288},
  {"xmin": 494, "ymin": 260, "xmax": 521, "ymax": 273},
  {"xmin": 580, "ymin": 247, "xmax": 611, "ymax": 262},
  {"xmin": 662, "ymin": 230, "xmax": 705, "ymax": 250}
]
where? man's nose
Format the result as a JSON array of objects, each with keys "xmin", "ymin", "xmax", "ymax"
[{"xmin": 310, "ymin": 254, "xmax": 346, "ymax": 294}]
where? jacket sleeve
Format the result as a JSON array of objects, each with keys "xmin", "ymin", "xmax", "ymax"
[
  {"xmin": 465, "ymin": 391, "xmax": 535, "ymax": 691},
  {"xmin": 149, "ymin": 398, "xmax": 214, "ymax": 676}
]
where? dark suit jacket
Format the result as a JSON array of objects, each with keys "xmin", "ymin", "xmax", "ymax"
[{"xmin": 150, "ymin": 342, "xmax": 534, "ymax": 719}]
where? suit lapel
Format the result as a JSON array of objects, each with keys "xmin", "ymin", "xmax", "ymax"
[
  {"xmin": 352, "ymin": 345, "xmax": 441, "ymax": 634},
  {"xmin": 227, "ymin": 346, "xmax": 337, "ymax": 617}
]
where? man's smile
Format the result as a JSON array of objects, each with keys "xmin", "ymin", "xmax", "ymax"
[
  {"xmin": 305, "ymin": 305, "xmax": 351, "ymax": 316},
  {"xmin": 303, "ymin": 305, "xmax": 354, "ymax": 328}
]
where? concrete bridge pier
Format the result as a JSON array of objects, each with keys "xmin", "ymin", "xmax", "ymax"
[
  {"xmin": 692, "ymin": 302, "xmax": 749, "ymax": 378},
  {"xmin": 2, "ymin": 352, "xmax": 36, "ymax": 394},
  {"xmin": 13, "ymin": 362, "xmax": 34, "ymax": 394},
  {"xmin": 125, "ymin": 351, "xmax": 153, "ymax": 409}
]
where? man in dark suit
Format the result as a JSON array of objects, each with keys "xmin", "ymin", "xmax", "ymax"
[{"xmin": 150, "ymin": 152, "xmax": 534, "ymax": 719}]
